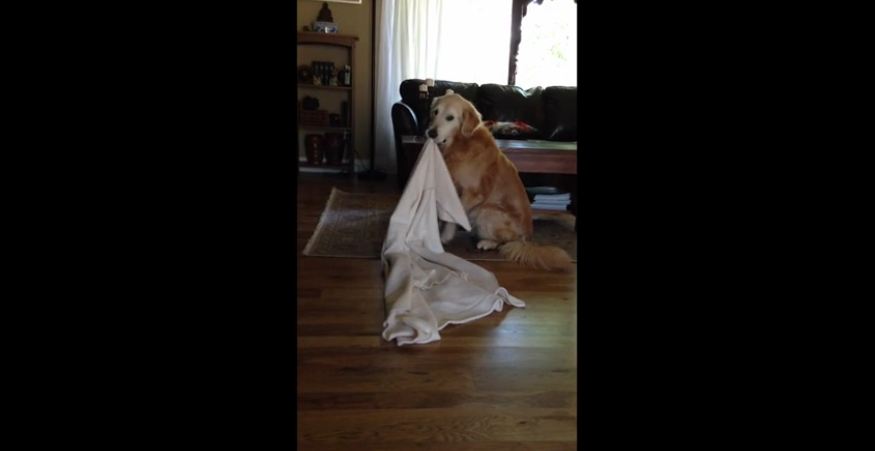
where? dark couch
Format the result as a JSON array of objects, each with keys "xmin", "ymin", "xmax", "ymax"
[{"xmin": 391, "ymin": 79, "xmax": 577, "ymax": 186}]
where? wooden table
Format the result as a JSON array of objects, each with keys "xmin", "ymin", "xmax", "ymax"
[
  {"xmin": 399, "ymin": 136, "xmax": 578, "ymax": 218},
  {"xmin": 400, "ymin": 135, "xmax": 577, "ymax": 177}
]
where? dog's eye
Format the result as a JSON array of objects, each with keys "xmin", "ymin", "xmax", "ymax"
[
  {"xmin": 433, "ymin": 109, "xmax": 438, "ymax": 116},
  {"xmin": 446, "ymin": 115, "xmax": 454, "ymax": 121}
]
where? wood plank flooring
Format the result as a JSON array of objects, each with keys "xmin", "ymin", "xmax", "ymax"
[{"xmin": 297, "ymin": 173, "xmax": 577, "ymax": 450}]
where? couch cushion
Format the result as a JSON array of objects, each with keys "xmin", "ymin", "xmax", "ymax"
[
  {"xmin": 542, "ymin": 86, "xmax": 577, "ymax": 141},
  {"xmin": 399, "ymin": 79, "xmax": 480, "ymax": 131},
  {"xmin": 399, "ymin": 79, "xmax": 479, "ymax": 108},
  {"xmin": 475, "ymin": 84, "xmax": 545, "ymax": 137}
]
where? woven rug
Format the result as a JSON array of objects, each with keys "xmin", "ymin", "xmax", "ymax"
[{"xmin": 303, "ymin": 188, "xmax": 577, "ymax": 261}]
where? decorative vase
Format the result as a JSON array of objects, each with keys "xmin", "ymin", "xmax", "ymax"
[
  {"xmin": 324, "ymin": 133, "xmax": 344, "ymax": 166},
  {"xmin": 305, "ymin": 134, "xmax": 324, "ymax": 165}
]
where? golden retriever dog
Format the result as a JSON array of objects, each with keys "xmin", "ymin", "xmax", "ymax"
[{"xmin": 426, "ymin": 91, "xmax": 572, "ymax": 271}]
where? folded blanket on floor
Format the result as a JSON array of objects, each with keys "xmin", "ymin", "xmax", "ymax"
[{"xmin": 381, "ymin": 139, "xmax": 526, "ymax": 346}]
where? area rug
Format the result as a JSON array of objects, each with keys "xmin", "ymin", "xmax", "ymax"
[{"xmin": 302, "ymin": 187, "xmax": 577, "ymax": 261}]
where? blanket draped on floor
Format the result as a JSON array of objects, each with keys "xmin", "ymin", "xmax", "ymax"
[{"xmin": 381, "ymin": 139, "xmax": 525, "ymax": 346}]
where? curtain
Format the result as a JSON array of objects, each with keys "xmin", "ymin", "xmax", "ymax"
[{"xmin": 374, "ymin": 0, "xmax": 512, "ymax": 174}]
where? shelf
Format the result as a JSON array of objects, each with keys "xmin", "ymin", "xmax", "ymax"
[
  {"xmin": 297, "ymin": 32, "xmax": 358, "ymax": 48},
  {"xmin": 297, "ymin": 32, "xmax": 357, "ymax": 179},
  {"xmin": 298, "ymin": 162, "xmax": 350, "ymax": 169},
  {"xmin": 531, "ymin": 209, "xmax": 576, "ymax": 228},
  {"xmin": 298, "ymin": 84, "xmax": 352, "ymax": 91},
  {"xmin": 298, "ymin": 125, "xmax": 351, "ymax": 131},
  {"xmin": 531, "ymin": 208, "xmax": 572, "ymax": 215}
]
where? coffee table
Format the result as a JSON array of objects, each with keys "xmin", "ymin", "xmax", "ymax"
[{"xmin": 399, "ymin": 135, "xmax": 578, "ymax": 218}]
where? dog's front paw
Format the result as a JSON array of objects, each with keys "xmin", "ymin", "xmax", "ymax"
[
  {"xmin": 476, "ymin": 240, "xmax": 498, "ymax": 251},
  {"xmin": 440, "ymin": 223, "xmax": 456, "ymax": 244}
]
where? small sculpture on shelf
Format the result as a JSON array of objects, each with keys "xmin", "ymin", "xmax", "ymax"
[
  {"xmin": 329, "ymin": 66, "xmax": 339, "ymax": 86},
  {"xmin": 311, "ymin": 2, "xmax": 337, "ymax": 33},
  {"xmin": 343, "ymin": 64, "xmax": 352, "ymax": 86},
  {"xmin": 317, "ymin": 2, "xmax": 333, "ymax": 22},
  {"xmin": 297, "ymin": 65, "xmax": 312, "ymax": 84}
]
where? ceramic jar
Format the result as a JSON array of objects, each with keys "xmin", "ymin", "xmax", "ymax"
[
  {"xmin": 305, "ymin": 134, "xmax": 324, "ymax": 165},
  {"xmin": 323, "ymin": 133, "xmax": 344, "ymax": 166}
]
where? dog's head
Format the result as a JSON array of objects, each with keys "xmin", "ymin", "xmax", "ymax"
[{"xmin": 425, "ymin": 90, "xmax": 482, "ymax": 146}]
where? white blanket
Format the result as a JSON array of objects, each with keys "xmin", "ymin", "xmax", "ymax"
[{"xmin": 381, "ymin": 139, "xmax": 526, "ymax": 346}]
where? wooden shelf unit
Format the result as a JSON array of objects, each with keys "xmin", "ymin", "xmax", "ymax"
[
  {"xmin": 297, "ymin": 32, "xmax": 358, "ymax": 175},
  {"xmin": 298, "ymin": 125, "xmax": 352, "ymax": 132},
  {"xmin": 298, "ymin": 84, "xmax": 352, "ymax": 91}
]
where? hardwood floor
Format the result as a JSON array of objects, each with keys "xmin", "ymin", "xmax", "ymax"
[{"xmin": 297, "ymin": 173, "xmax": 577, "ymax": 450}]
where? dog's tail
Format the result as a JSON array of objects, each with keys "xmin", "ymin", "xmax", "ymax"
[{"xmin": 498, "ymin": 240, "xmax": 572, "ymax": 271}]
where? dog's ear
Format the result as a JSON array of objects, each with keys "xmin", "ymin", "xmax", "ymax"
[{"xmin": 460, "ymin": 102, "xmax": 481, "ymax": 137}]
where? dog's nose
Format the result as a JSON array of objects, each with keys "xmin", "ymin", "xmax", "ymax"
[{"xmin": 427, "ymin": 128, "xmax": 437, "ymax": 139}]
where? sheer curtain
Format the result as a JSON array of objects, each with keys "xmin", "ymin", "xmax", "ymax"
[{"xmin": 374, "ymin": 0, "xmax": 512, "ymax": 174}]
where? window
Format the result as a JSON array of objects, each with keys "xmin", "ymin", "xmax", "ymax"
[
  {"xmin": 428, "ymin": 0, "xmax": 513, "ymax": 85},
  {"xmin": 509, "ymin": 0, "xmax": 577, "ymax": 88}
]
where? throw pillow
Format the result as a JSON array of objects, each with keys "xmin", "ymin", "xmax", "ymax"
[{"xmin": 483, "ymin": 120, "xmax": 539, "ymax": 139}]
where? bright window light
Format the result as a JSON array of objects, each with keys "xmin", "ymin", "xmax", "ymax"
[
  {"xmin": 515, "ymin": 0, "xmax": 577, "ymax": 88},
  {"xmin": 430, "ymin": 0, "xmax": 513, "ymax": 85}
]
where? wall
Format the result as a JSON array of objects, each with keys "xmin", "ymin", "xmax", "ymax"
[{"xmin": 297, "ymin": 0, "xmax": 373, "ymax": 171}]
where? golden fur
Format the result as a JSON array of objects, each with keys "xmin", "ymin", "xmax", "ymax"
[{"xmin": 427, "ymin": 92, "xmax": 571, "ymax": 271}]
